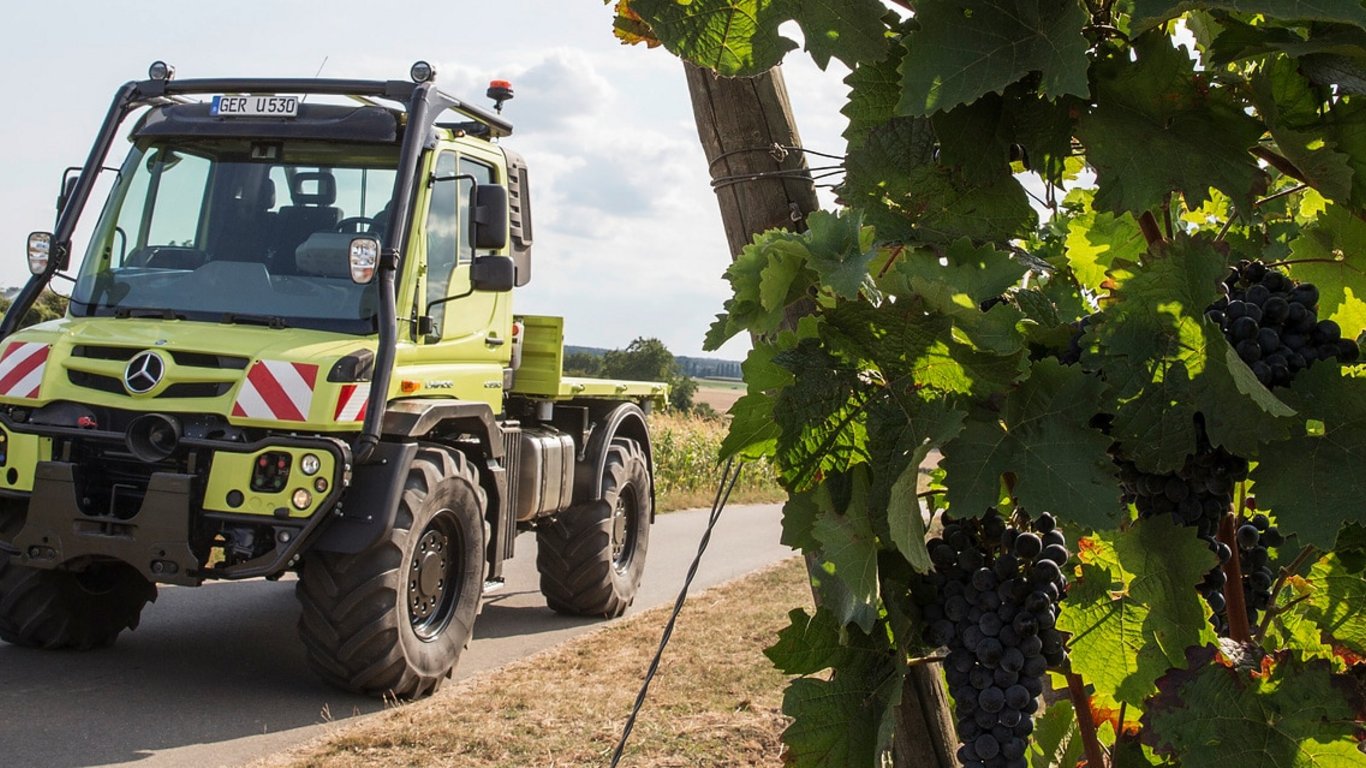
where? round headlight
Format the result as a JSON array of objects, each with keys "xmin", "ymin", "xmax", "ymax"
[
  {"xmin": 410, "ymin": 60, "xmax": 435, "ymax": 83},
  {"xmin": 148, "ymin": 60, "xmax": 175, "ymax": 81},
  {"xmin": 300, "ymin": 454, "xmax": 321, "ymax": 476},
  {"xmin": 291, "ymin": 488, "xmax": 312, "ymax": 510}
]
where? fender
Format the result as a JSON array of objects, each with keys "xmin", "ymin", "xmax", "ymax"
[{"xmin": 572, "ymin": 401, "xmax": 655, "ymax": 515}]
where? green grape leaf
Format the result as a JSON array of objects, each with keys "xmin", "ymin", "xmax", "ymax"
[
  {"xmin": 780, "ymin": 488, "xmax": 821, "ymax": 551},
  {"xmin": 1250, "ymin": 364, "xmax": 1366, "ymax": 549},
  {"xmin": 780, "ymin": 649, "xmax": 900, "ymax": 767},
  {"xmin": 896, "ymin": 0, "xmax": 1090, "ymax": 116},
  {"xmin": 811, "ymin": 482, "xmax": 881, "ymax": 632},
  {"xmin": 789, "ymin": 0, "xmax": 890, "ymax": 70},
  {"xmin": 1078, "ymin": 33, "xmax": 1266, "ymax": 214},
  {"xmin": 772, "ymin": 340, "xmax": 872, "ymax": 487},
  {"xmin": 1131, "ymin": 0, "xmax": 1366, "ymax": 34},
  {"xmin": 1064, "ymin": 207, "xmax": 1146, "ymax": 294},
  {"xmin": 932, "ymin": 95, "xmax": 1015, "ymax": 184},
  {"xmin": 1026, "ymin": 700, "xmax": 1086, "ymax": 768},
  {"xmin": 941, "ymin": 360, "xmax": 1121, "ymax": 527},
  {"xmin": 631, "ymin": 0, "xmax": 888, "ymax": 76},
  {"xmin": 804, "ymin": 210, "xmax": 879, "ymax": 300},
  {"xmin": 1301, "ymin": 551, "xmax": 1366, "ymax": 654},
  {"xmin": 1141, "ymin": 647, "xmax": 1365, "ymax": 768},
  {"xmin": 1251, "ymin": 56, "xmax": 1362, "ymax": 208},
  {"xmin": 706, "ymin": 229, "xmax": 812, "ymax": 348},
  {"xmin": 1056, "ymin": 516, "xmax": 1219, "ymax": 709},
  {"xmin": 766, "ymin": 607, "xmax": 886, "ymax": 674},
  {"xmin": 886, "ymin": 464, "xmax": 930, "ymax": 572},
  {"xmin": 1286, "ymin": 203, "xmax": 1366, "ymax": 338},
  {"xmin": 630, "ymin": 0, "xmax": 796, "ymax": 76},
  {"xmin": 842, "ymin": 44, "xmax": 908, "ymax": 150},
  {"xmin": 894, "ymin": 238, "xmax": 1028, "ymax": 304}
]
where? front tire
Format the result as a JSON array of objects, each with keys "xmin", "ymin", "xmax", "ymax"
[
  {"xmin": 537, "ymin": 437, "xmax": 652, "ymax": 618},
  {"xmin": 0, "ymin": 557, "xmax": 156, "ymax": 650},
  {"xmin": 297, "ymin": 446, "xmax": 486, "ymax": 698}
]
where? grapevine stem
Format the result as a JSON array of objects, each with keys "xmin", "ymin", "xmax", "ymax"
[
  {"xmin": 1218, "ymin": 512, "xmax": 1254, "ymax": 644},
  {"xmin": 1256, "ymin": 184, "xmax": 1307, "ymax": 206},
  {"xmin": 1138, "ymin": 211, "xmax": 1164, "ymax": 246},
  {"xmin": 1111, "ymin": 701, "xmax": 1127, "ymax": 762},
  {"xmin": 1064, "ymin": 669, "xmax": 1109, "ymax": 768},
  {"xmin": 1253, "ymin": 544, "xmax": 1318, "ymax": 642},
  {"xmin": 877, "ymin": 243, "xmax": 907, "ymax": 279},
  {"xmin": 1162, "ymin": 194, "xmax": 1174, "ymax": 240},
  {"xmin": 1250, "ymin": 146, "xmax": 1310, "ymax": 186},
  {"xmin": 906, "ymin": 654, "xmax": 947, "ymax": 667},
  {"xmin": 1263, "ymin": 257, "xmax": 1366, "ymax": 275}
]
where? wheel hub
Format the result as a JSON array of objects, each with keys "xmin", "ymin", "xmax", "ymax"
[
  {"xmin": 610, "ymin": 490, "xmax": 636, "ymax": 572},
  {"xmin": 409, "ymin": 529, "xmax": 448, "ymax": 622}
]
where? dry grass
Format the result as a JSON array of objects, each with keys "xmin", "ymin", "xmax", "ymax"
[
  {"xmin": 260, "ymin": 557, "xmax": 810, "ymax": 768},
  {"xmin": 691, "ymin": 380, "xmax": 745, "ymax": 414},
  {"xmin": 650, "ymin": 412, "xmax": 784, "ymax": 512}
]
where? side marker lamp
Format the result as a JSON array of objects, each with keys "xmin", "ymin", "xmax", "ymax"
[
  {"xmin": 27, "ymin": 232, "xmax": 51, "ymax": 275},
  {"xmin": 348, "ymin": 237, "xmax": 379, "ymax": 284}
]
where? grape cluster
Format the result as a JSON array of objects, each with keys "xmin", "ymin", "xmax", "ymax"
[
  {"xmin": 1235, "ymin": 509, "xmax": 1284, "ymax": 628},
  {"xmin": 916, "ymin": 510, "xmax": 1069, "ymax": 768},
  {"xmin": 1116, "ymin": 449, "xmax": 1248, "ymax": 633},
  {"xmin": 1207, "ymin": 260, "xmax": 1359, "ymax": 388}
]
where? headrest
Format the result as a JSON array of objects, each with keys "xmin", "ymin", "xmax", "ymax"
[
  {"xmin": 289, "ymin": 171, "xmax": 336, "ymax": 206},
  {"xmin": 260, "ymin": 178, "xmax": 276, "ymax": 210}
]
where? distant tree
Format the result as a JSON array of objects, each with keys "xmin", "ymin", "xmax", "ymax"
[
  {"xmin": 601, "ymin": 337, "xmax": 696, "ymax": 412},
  {"xmin": 0, "ymin": 290, "xmax": 68, "ymax": 329},
  {"xmin": 562, "ymin": 350, "xmax": 603, "ymax": 377}
]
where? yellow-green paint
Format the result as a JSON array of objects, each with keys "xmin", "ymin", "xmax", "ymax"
[
  {"xmin": 511, "ymin": 315, "xmax": 565, "ymax": 397},
  {"xmin": 203, "ymin": 447, "xmax": 336, "ymax": 519},
  {"xmin": 0, "ymin": 427, "xmax": 52, "ymax": 492}
]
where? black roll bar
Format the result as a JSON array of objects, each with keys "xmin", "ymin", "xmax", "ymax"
[{"xmin": 0, "ymin": 74, "xmax": 500, "ymax": 464}]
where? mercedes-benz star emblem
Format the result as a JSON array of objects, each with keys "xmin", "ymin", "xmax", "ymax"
[{"xmin": 123, "ymin": 351, "xmax": 166, "ymax": 394}]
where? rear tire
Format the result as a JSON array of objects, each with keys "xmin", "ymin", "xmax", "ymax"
[
  {"xmin": 296, "ymin": 446, "xmax": 486, "ymax": 698},
  {"xmin": 0, "ymin": 557, "xmax": 156, "ymax": 650},
  {"xmin": 537, "ymin": 437, "xmax": 652, "ymax": 618}
]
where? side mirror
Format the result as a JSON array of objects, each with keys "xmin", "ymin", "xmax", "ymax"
[
  {"xmin": 27, "ymin": 232, "xmax": 52, "ymax": 275},
  {"xmin": 56, "ymin": 174, "xmax": 79, "ymax": 217},
  {"xmin": 348, "ymin": 236, "xmax": 380, "ymax": 284},
  {"xmin": 469, "ymin": 184, "xmax": 508, "ymax": 251},
  {"xmin": 470, "ymin": 254, "xmax": 515, "ymax": 292}
]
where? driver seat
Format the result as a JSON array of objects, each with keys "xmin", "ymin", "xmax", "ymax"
[{"xmin": 274, "ymin": 171, "xmax": 341, "ymax": 271}]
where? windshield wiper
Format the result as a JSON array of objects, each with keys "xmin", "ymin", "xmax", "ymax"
[
  {"xmin": 221, "ymin": 313, "xmax": 289, "ymax": 329},
  {"xmin": 113, "ymin": 307, "xmax": 185, "ymax": 320}
]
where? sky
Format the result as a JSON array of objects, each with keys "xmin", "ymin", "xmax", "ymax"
[{"xmin": 0, "ymin": 1, "xmax": 851, "ymax": 359}]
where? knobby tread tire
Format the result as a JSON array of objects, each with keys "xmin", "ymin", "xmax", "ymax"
[
  {"xmin": 0, "ymin": 556, "xmax": 156, "ymax": 651},
  {"xmin": 296, "ymin": 446, "xmax": 486, "ymax": 699},
  {"xmin": 537, "ymin": 437, "xmax": 652, "ymax": 618}
]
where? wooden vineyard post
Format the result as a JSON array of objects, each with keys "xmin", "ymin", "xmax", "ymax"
[{"xmin": 682, "ymin": 61, "xmax": 960, "ymax": 768}]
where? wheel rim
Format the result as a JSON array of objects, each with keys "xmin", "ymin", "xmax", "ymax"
[
  {"xmin": 408, "ymin": 510, "xmax": 463, "ymax": 641},
  {"xmin": 610, "ymin": 485, "xmax": 638, "ymax": 574}
]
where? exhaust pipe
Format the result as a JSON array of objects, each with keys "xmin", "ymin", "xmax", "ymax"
[{"xmin": 126, "ymin": 413, "xmax": 181, "ymax": 463}]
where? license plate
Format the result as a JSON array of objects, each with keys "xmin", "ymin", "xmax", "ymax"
[{"xmin": 211, "ymin": 95, "xmax": 299, "ymax": 118}]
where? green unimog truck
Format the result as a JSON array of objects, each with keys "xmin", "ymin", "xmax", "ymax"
[{"xmin": 0, "ymin": 61, "xmax": 666, "ymax": 698}]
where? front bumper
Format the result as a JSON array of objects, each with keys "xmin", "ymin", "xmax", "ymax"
[{"xmin": 0, "ymin": 414, "xmax": 350, "ymax": 586}]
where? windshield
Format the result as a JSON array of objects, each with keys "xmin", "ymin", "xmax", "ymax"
[{"xmin": 70, "ymin": 139, "xmax": 399, "ymax": 334}]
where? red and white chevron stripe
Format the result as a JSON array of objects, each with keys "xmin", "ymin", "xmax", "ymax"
[
  {"xmin": 334, "ymin": 383, "xmax": 370, "ymax": 423},
  {"xmin": 0, "ymin": 342, "xmax": 49, "ymax": 399},
  {"xmin": 231, "ymin": 360, "xmax": 318, "ymax": 422}
]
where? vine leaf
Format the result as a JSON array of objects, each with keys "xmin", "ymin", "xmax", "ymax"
[
  {"xmin": 1078, "ymin": 33, "xmax": 1266, "ymax": 215},
  {"xmin": 1063, "ymin": 202, "xmax": 1147, "ymax": 295},
  {"xmin": 1251, "ymin": 364, "xmax": 1366, "ymax": 550},
  {"xmin": 810, "ymin": 467, "xmax": 881, "ymax": 633},
  {"xmin": 1056, "ymin": 516, "xmax": 1219, "ymax": 709},
  {"xmin": 842, "ymin": 44, "xmax": 909, "ymax": 150},
  {"xmin": 767, "ymin": 607, "xmax": 885, "ymax": 674},
  {"xmin": 940, "ymin": 359, "xmax": 1120, "ymax": 528},
  {"xmin": 718, "ymin": 342, "xmax": 792, "ymax": 460},
  {"xmin": 870, "ymin": 393, "xmax": 966, "ymax": 572},
  {"xmin": 804, "ymin": 210, "xmax": 879, "ymax": 300},
  {"xmin": 772, "ymin": 340, "xmax": 872, "ymax": 487},
  {"xmin": 706, "ymin": 229, "xmax": 813, "ymax": 349},
  {"xmin": 1251, "ymin": 56, "xmax": 1358, "ymax": 207},
  {"xmin": 894, "ymin": 238, "xmax": 1027, "ymax": 305},
  {"xmin": 1131, "ymin": 1, "xmax": 1366, "ymax": 34},
  {"xmin": 1025, "ymin": 700, "xmax": 1086, "ymax": 768},
  {"xmin": 1285, "ymin": 203, "xmax": 1366, "ymax": 338},
  {"xmin": 629, "ymin": 0, "xmax": 887, "ymax": 76},
  {"xmin": 1141, "ymin": 646, "xmax": 1365, "ymax": 767},
  {"xmin": 896, "ymin": 0, "xmax": 1090, "ymax": 116},
  {"xmin": 1300, "ymin": 552, "xmax": 1366, "ymax": 655},
  {"xmin": 780, "ymin": 648, "xmax": 901, "ymax": 768}
]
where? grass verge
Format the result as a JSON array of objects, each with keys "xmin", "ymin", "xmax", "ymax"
[
  {"xmin": 260, "ymin": 557, "xmax": 810, "ymax": 768},
  {"xmin": 650, "ymin": 412, "xmax": 784, "ymax": 512}
]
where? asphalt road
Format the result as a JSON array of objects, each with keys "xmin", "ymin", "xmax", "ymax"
[{"xmin": 0, "ymin": 503, "xmax": 791, "ymax": 768}]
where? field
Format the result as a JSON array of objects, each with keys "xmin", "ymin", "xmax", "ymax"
[
  {"xmin": 691, "ymin": 378, "xmax": 745, "ymax": 414},
  {"xmin": 650, "ymin": 410, "xmax": 783, "ymax": 511}
]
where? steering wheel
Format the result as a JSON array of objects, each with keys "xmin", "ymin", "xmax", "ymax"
[{"xmin": 335, "ymin": 216, "xmax": 378, "ymax": 234}]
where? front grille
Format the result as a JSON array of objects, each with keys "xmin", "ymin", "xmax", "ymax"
[{"xmin": 66, "ymin": 345, "xmax": 245, "ymax": 399}]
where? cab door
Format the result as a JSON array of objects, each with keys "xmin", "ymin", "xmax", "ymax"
[{"xmin": 413, "ymin": 150, "xmax": 512, "ymax": 402}]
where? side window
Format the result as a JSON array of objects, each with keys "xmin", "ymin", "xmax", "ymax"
[
  {"xmin": 457, "ymin": 158, "xmax": 494, "ymax": 263},
  {"xmin": 425, "ymin": 152, "xmax": 459, "ymax": 331},
  {"xmin": 143, "ymin": 150, "xmax": 211, "ymax": 247}
]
